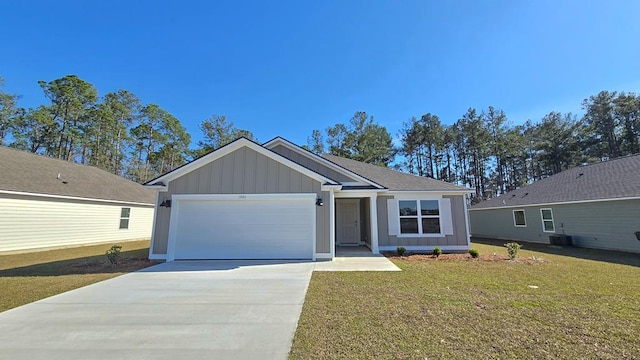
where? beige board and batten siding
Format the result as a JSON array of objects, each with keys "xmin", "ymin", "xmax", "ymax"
[
  {"xmin": 0, "ymin": 193, "xmax": 153, "ymax": 252},
  {"xmin": 469, "ymin": 199, "xmax": 640, "ymax": 253},
  {"xmin": 269, "ymin": 144, "xmax": 359, "ymax": 183},
  {"xmin": 151, "ymin": 146, "xmax": 331, "ymax": 256},
  {"xmin": 376, "ymin": 194, "xmax": 468, "ymax": 248}
]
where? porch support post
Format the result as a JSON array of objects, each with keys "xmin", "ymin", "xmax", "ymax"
[
  {"xmin": 369, "ymin": 194, "xmax": 379, "ymax": 254},
  {"xmin": 330, "ymin": 189, "xmax": 336, "ymax": 259}
]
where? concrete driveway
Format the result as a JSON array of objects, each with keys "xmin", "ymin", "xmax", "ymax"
[{"xmin": 0, "ymin": 260, "xmax": 314, "ymax": 360}]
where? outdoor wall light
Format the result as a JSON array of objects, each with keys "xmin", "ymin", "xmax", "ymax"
[
  {"xmin": 159, "ymin": 199, "xmax": 172, "ymax": 208},
  {"xmin": 316, "ymin": 198, "xmax": 324, "ymax": 206}
]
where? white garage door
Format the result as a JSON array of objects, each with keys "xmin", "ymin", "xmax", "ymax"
[{"xmin": 169, "ymin": 195, "xmax": 315, "ymax": 260}]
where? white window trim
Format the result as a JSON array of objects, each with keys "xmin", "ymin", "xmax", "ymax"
[
  {"xmin": 397, "ymin": 199, "xmax": 443, "ymax": 238},
  {"xmin": 540, "ymin": 208, "xmax": 555, "ymax": 233},
  {"xmin": 119, "ymin": 207, "xmax": 131, "ymax": 230},
  {"xmin": 512, "ymin": 209, "xmax": 527, "ymax": 227}
]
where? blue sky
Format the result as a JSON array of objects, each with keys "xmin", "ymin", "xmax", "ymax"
[{"xmin": 2, "ymin": 0, "xmax": 640, "ymax": 147}]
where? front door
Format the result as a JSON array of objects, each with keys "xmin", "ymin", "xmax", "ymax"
[{"xmin": 336, "ymin": 199, "xmax": 360, "ymax": 245}]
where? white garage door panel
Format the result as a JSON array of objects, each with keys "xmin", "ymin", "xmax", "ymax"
[{"xmin": 172, "ymin": 197, "xmax": 314, "ymax": 260}]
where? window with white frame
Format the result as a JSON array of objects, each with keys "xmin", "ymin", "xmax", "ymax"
[
  {"xmin": 513, "ymin": 209, "xmax": 526, "ymax": 227},
  {"xmin": 398, "ymin": 200, "xmax": 441, "ymax": 235},
  {"xmin": 120, "ymin": 207, "xmax": 131, "ymax": 229},
  {"xmin": 540, "ymin": 208, "xmax": 554, "ymax": 232}
]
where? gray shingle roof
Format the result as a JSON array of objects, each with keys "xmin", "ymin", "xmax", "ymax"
[
  {"xmin": 471, "ymin": 153, "xmax": 640, "ymax": 210},
  {"xmin": 322, "ymin": 154, "xmax": 471, "ymax": 192},
  {"xmin": 0, "ymin": 146, "xmax": 155, "ymax": 204}
]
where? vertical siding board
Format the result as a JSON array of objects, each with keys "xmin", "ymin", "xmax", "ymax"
[
  {"xmin": 316, "ymin": 190, "xmax": 330, "ymax": 253},
  {"xmin": 210, "ymin": 159, "xmax": 222, "ymax": 194},
  {"xmin": 221, "ymin": 153, "xmax": 234, "ymax": 194},
  {"xmin": 198, "ymin": 163, "xmax": 211, "ymax": 194},
  {"xmin": 255, "ymin": 151, "xmax": 268, "ymax": 193},
  {"xmin": 289, "ymin": 171, "xmax": 302, "ymax": 193},
  {"xmin": 266, "ymin": 158, "xmax": 279, "ymax": 192},
  {"xmin": 377, "ymin": 196, "xmax": 391, "ymax": 246},
  {"xmin": 153, "ymin": 207, "xmax": 170, "ymax": 253},
  {"xmin": 445, "ymin": 195, "xmax": 468, "ymax": 246},
  {"xmin": 278, "ymin": 165, "xmax": 289, "ymax": 193},
  {"xmin": 244, "ymin": 147, "xmax": 257, "ymax": 193},
  {"xmin": 187, "ymin": 171, "xmax": 199, "ymax": 194},
  {"xmin": 232, "ymin": 147, "xmax": 245, "ymax": 193},
  {"xmin": 301, "ymin": 176, "xmax": 312, "ymax": 193}
]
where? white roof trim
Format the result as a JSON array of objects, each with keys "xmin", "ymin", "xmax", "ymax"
[
  {"xmin": 263, "ymin": 137, "xmax": 385, "ymax": 189},
  {"xmin": 469, "ymin": 195, "xmax": 640, "ymax": 211},
  {"xmin": 145, "ymin": 138, "xmax": 339, "ymax": 186},
  {"xmin": 387, "ymin": 190, "xmax": 474, "ymax": 195},
  {"xmin": 145, "ymin": 184, "xmax": 168, "ymax": 192},
  {"xmin": 0, "ymin": 189, "xmax": 154, "ymax": 206}
]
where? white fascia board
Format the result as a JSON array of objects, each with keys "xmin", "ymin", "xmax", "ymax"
[
  {"xmin": 386, "ymin": 190, "xmax": 471, "ymax": 197},
  {"xmin": 144, "ymin": 185, "xmax": 168, "ymax": 192},
  {"xmin": 263, "ymin": 137, "xmax": 385, "ymax": 189},
  {"xmin": 341, "ymin": 181, "xmax": 370, "ymax": 186},
  {"xmin": 334, "ymin": 190, "xmax": 386, "ymax": 198},
  {"xmin": 468, "ymin": 195, "xmax": 640, "ymax": 211},
  {"xmin": 321, "ymin": 184, "xmax": 343, "ymax": 191},
  {"xmin": 0, "ymin": 189, "xmax": 154, "ymax": 207},
  {"xmin": 152, "ymin": 138, "xmax": 339, "ymax": 186}
]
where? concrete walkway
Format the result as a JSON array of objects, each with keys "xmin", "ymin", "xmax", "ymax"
[
  {"xmin": 0, "ymin": 260, "xmax": 315, "ymax": 360},
  {"xmin": 314, "ymin": 246, "xmax": 401, "ymax": 271}
]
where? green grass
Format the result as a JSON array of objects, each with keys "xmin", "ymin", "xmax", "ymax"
[
  {"xmin": 290, "ymin": 242, "xmax": 640, "ymax": 359},
  {"xmin": 0, "ymin": 240, "xmax": 155, "ymax": 312}
]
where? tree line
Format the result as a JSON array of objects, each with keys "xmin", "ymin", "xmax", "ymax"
[
  {"xmin": 0, "ymin": 75, "xmax": 252, "ymax": 183},
  {"xmin": 308, "ymin": 92, "xmax": 639, "ymax": 203},
  {"xmin": 2, "ymin": 74, "xmax": 638, "ymax": 199}
]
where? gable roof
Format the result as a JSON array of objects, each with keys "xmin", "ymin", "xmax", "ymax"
[
  {"xmin": 470, "ymin": 153, "xmax": 640, "ymax": 210},
  {"xmin": 322, "ymin": 154, "xmax": 472, "ymax": 192},
  {"xmin": 263, "ymin": 137, "xmax": 385, "ymax": 189},
  {"xmin": 144, "ymin": 137, "xmax": 340, "ymax": 187},
  {"xmin": 0, "ymin": 146, "xmax": 155, "ymax": 205}
]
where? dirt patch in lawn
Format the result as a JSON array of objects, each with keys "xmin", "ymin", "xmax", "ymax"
[
  {"xmin": 69, "ymin": 257, "xmax": 159, "ymax": 274},
  {"xmin": 383, "ymin": 252, "xmax": 547, "ymax": 264}
]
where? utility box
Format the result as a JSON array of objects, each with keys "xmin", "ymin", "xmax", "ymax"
[{"xmin": 549, "ymin": 234, "xmax": 573, "ymax": 246}]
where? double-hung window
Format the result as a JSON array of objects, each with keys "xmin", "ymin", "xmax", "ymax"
[
  {"xmin": 398, "ymin": 200, "xmax": 441, "ymax": 235},
  {"xmin": 540, "ymin": 208, "xmax": 555, "ymax": 232},
  {"xmin": 513, "ymin": 210, "xmax": 526, "ymax": 227},
  {"xmin": 120, "ymin": 207, "xmax": 131, "ymax": 229}
]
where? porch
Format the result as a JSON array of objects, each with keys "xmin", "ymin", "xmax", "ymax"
[
  {"xmin": 314, "ymin": 245, "xmax": 401, "ymax": 271},
  {"xmin": 333, "ymin": 196, "xmax": 379, "ymax": 254}
]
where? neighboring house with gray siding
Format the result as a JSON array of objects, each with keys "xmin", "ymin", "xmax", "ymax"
[
  {"xmin": 144, "ymin": 137, "xmax": 472, "ymax": 261},
  {"xmin": 469, "ymin": 154, "xmax": 640, "ymax": 253},
  {"xmin": 0, "ymin": 146, "xmax": 155, "ymax": 253}
]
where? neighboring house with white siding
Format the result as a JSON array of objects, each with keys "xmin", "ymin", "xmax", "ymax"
[
  {"xmin": 0, "ymin": 146, "xmax": 155, "ymax": 253},
  {"xmin": 469, "ymin": 154, "xmax": 640, "ymax": 253}
]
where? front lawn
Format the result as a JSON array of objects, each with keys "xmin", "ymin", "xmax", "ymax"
[
  {"xmin": 290, "ymin": 242, "xmax": 640, "ymax": 359},
  {"xmin": 0, "ymin": 240, "xmax": 156, "ymax": 312}
]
